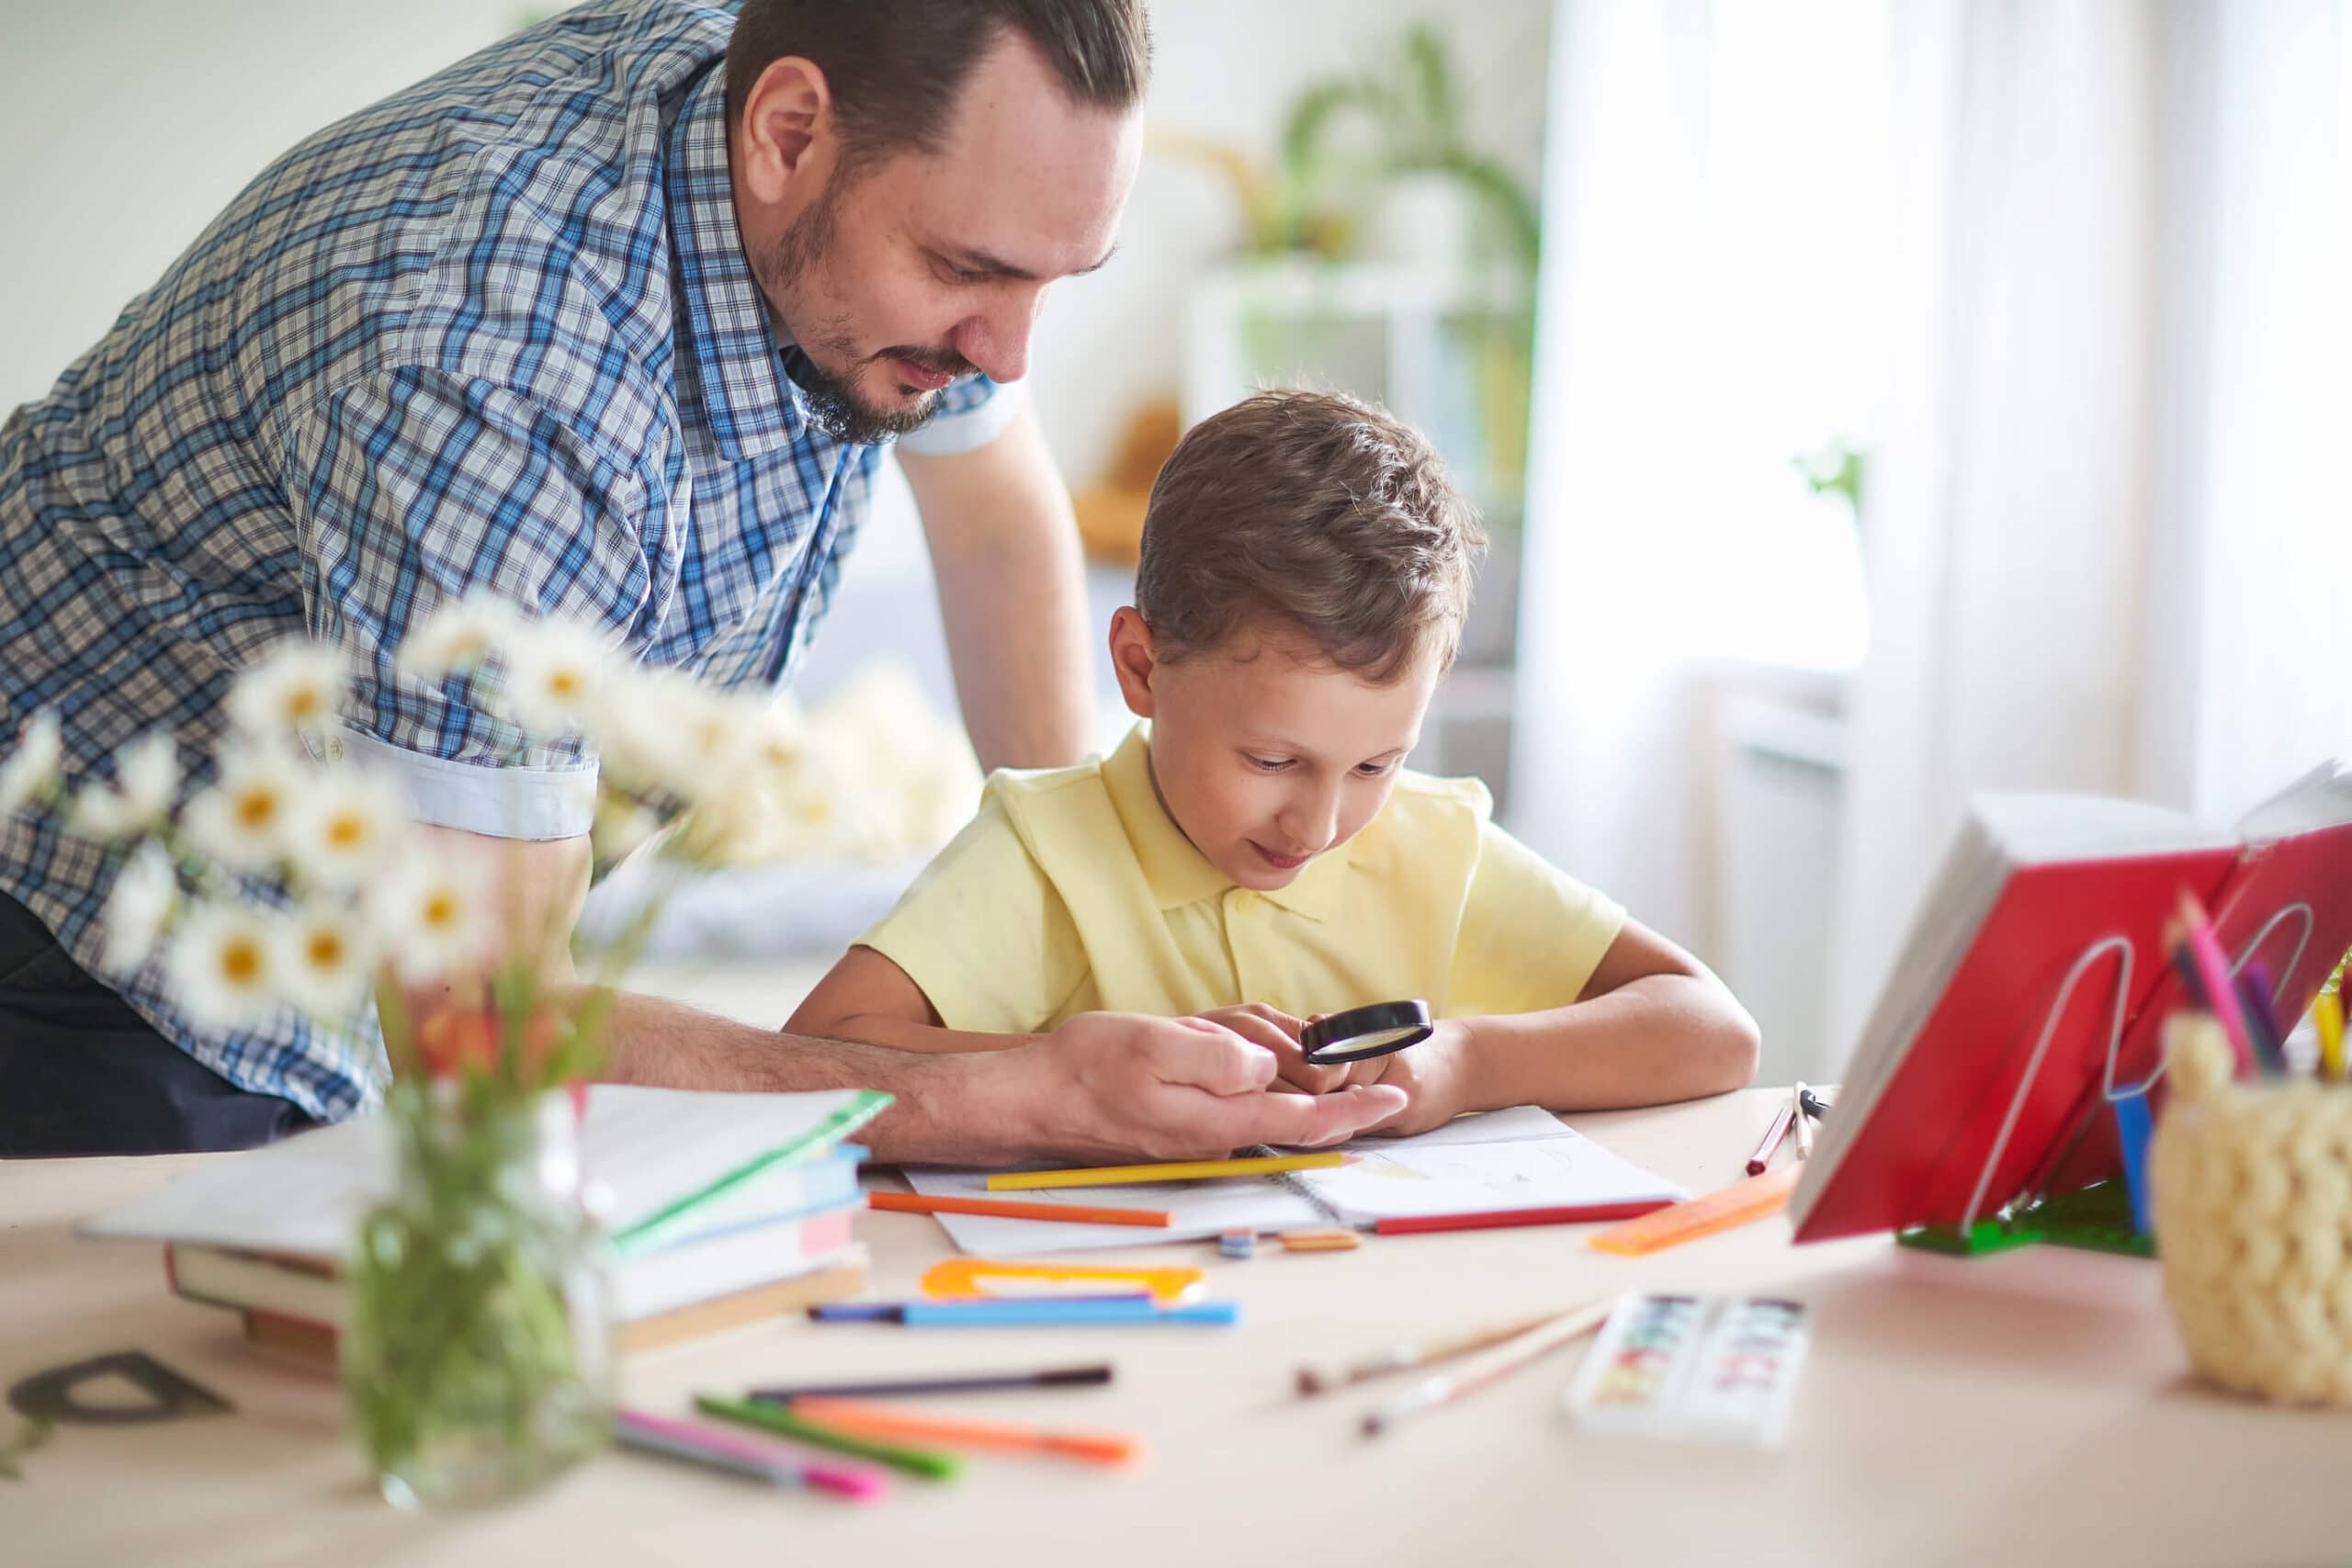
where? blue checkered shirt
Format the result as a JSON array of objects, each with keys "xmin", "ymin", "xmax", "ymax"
[{"xmin": 0, "ymin": 0, "xmax": 1018, "ymax": 1121}]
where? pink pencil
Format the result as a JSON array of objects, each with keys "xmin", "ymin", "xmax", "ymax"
[
  {"xmin": 616, "ymin": 1407, "xmax": 888, "ymax": 1500},
  {"xmin": 2176, "ymin": 890, "xmax": 2256, "ymax": 1077}
]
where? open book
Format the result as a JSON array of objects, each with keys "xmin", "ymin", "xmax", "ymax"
[
  {"xmin": 1793, "ymin": 757, "xmax": 2352, "ymax": 1244},
  {"xmin": 897, "ymin": 1106, "xmax": 1687, "ymax": 1255}
]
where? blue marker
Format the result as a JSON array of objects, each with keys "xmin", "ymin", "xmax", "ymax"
[
  {"xmin": 2112, "ymin": 1090, "xmax": 2155, "ymax": 1235},
  {"xmin": 899, "ymin": 1298, "xmax": 1238, "ymax": 1328}
]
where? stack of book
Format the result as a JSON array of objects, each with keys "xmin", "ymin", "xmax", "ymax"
[{"xmin": 83, "ymin": 1086, "xmax": 889, "ymax": 1361}]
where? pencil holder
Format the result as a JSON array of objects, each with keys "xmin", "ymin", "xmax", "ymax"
[{"xmin": 2150, "ymin": 1015, "xmax": 2352, "ymax": 1407}]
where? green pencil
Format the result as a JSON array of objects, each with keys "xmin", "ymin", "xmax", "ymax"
[{"xmin": 694, "ymin": 1393, "xmax": 961, "ymax": 1481}]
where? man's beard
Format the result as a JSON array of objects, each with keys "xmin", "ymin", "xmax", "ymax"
[{"xmin": 759, "ymin": 180, "xmax": 976, "ymax": 446}]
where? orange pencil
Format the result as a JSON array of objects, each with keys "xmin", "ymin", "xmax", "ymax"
[
  {"xmin": 786, "ymin": 1396, "xmax": 1145, "ymax": 1467},
  {"xmin": 866, "ymin": 1191, "xmax": 1173, "ymax": 1228}
]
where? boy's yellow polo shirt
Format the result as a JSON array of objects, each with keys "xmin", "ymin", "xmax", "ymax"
[{"xmin": 858, "ymin": 726, "xmax": 1625, "ymax": 1034}]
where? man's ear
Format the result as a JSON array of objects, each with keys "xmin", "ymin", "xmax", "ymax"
[
  {"xmin": 1108, "ymin": 606, "xmax": 1159, "ymax": 719},
  {"xmin": 735, "ymin": 55, "xmax": 833, "ymax": 205}
]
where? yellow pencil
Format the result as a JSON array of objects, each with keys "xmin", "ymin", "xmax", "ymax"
[
  {"xmin": 987, "ymin": 1152, "xmax": 1347, "ymax": 1190},
  {"xmin": 2316, "ymin": 989, "xmax": 2346, "ymax": 1082}
]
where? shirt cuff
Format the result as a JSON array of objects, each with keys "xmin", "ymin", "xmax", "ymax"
[
  {"xmin": 333, "ymin": 728, "xmax": 597, "ymax": 840},
  {"xmin": 894, "ymin": 377, "xmax": 1025, "ymax": 457}
]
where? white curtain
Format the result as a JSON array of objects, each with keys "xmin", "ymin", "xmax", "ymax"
[
  {"xmin": 1516, "ymin": 0, "xmax": 2352, "ymax": 1065},
  {"xmin": 1825, "ymin": 0, "xmax": 2352, "ymax": 1047},
  {"xmin": 1510, "ymin": 0, "xmax": 1892, "ymax": 947}
]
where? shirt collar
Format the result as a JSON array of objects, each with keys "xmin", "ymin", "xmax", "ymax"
[
  {"xmin": 664, "ymin": 68, "xmax": 808, "ymax": 460},
  {"xmin": 1099, "ymin": 725, "xmax": 1355, "ymax": 923}
]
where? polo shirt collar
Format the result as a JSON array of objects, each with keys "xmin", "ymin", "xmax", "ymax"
[
  {"xmin": 1101, "ymin": 726, "xmax": 1354, "ymax": 923},
  {"xmin": 664, "ymin": 68, "xmax": 808, "ymax": 460}
]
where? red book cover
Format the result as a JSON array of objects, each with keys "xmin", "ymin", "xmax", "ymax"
[
  {"xmin": 2034, "ymin": 819, "xmax": 2352, "ymax": 1197},
  {"xmin": 1792, "ymin": 845, "xmax": 2239, "ymax": 1244}
]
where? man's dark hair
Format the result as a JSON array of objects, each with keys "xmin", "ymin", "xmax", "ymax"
[{"xmin": 727, "ymin": 1, "xmax": 1151, "ymax": 159}]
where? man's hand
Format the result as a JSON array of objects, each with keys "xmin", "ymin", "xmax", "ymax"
[
  {"xmin": 993, "ymin": 1010, "xmax": 1408, "ymax": 1163},
  {"xmin": 1193, "ymin": 1003, "xmax": 1353, "ymax": 1096}
]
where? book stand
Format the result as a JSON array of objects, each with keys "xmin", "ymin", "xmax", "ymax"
[{"xmin": 1896, "ymin": 908, "xmax": 2312, "ymax": 1260}]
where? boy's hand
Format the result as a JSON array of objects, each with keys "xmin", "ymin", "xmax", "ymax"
[
  {"xmin": 1192, "ymin": 1004, "xmax": 1354, "ymax": 1097},
  {"xmin": 1012, "ymin": 1010, "xmax": 1407, "ymax": 1161},
  {"xmin": 1314, "ymin": 1017, "xmax": 1476, "ymax": 1138}
]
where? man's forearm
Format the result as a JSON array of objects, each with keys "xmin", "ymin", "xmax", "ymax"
[
  {"xmin": 933, "ymin": 527, "xmax": 1093, "ymax": 772},
  {"xmin": 589, "ymin": 987, "xmax": 1039, "ymax": 1164}
]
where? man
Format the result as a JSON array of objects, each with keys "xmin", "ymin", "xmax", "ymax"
[{"xmin": 0, "ymin": 0, "xmax": 1406, "ymax": 1159}]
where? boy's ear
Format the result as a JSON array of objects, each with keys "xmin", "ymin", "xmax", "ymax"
[{"xmin": 1107, "ymin": 606, "xmax": 1158, "ymax": 719}]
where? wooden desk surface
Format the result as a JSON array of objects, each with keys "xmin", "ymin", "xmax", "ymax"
[{"xmin": 4, "ymin": 1089, "xmax": 2345, "ymax": 1568}]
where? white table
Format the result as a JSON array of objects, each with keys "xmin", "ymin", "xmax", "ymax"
[{"xmin": 4, "ymin": 1088, "xmax": 2345, "ymax": 1568}]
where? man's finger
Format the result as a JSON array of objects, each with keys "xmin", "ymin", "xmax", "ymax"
[
  {"xmin": 1233, "ymin": 1083, "xmax": 1408, "ymax": 1150},
  {"xmin": 1144, "ymin": 1020, "xmax": 1277, "ymax": 1096}
]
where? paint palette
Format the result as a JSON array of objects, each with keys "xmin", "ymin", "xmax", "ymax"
[{"xmin": 1561, "ymin": 1292, "xmax": 1811, "ymax": 1450}]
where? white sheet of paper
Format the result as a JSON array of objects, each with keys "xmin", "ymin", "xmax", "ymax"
[
  {"xmin": 894, "ymin": 1107, "xmax": 1681, "ymax": 1255},
  {"xmin": 1297, "ymin": 1134, "xmax": 1687, "ymax": 1221},
  {"xmin": 80, "ymin": 1086, "xmax": 877, "ymax": 1258}
]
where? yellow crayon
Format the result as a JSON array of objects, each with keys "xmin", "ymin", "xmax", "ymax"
[
  {"xmin": 2316, "ymin": 989, "xmax": 2345, "ymax": 1082},
  {"xmin": 988, "ymin": 1152, "xmax": 1347, "ymax": 1190}
]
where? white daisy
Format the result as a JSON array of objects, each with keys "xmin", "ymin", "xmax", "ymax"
[
  {"xmin": 662, "ymin": 687, "xmax": 763, "ymax": 800},
  {"xmin": 182, "ymin": 747, "xmax": 303, "ymax": 871},
  {"xmin": 226, "ymin": 641, "xmax": 350, "ymax": 738},
  {"xmin": 396, "ymin": 592, "xmax": 516, "ymax": 682},
  {"xmin": 0, "ymin": 709, "xmax": 63, "ymax": 813},
  {"xmin": 497, "ymin": 617, "xmax": 610, "ymax": 736},
  {"xmin": 98, "ymin": 840, "xmax": 178, "ymax": 976},
  {"xmin": 68, "ymin": 731, "xmax": 181, "ymax": 840},
  {"xmin": 369, "ymin": 851, "xmax": 493, "ymax": 984},
  {"xmin": 281, "ymin": 765, "xmax": 409, "ymax": 888},
  {"xmin": 274, "ymin": 901, "xmax": 375, "ymax": 1020},
  {"xmin": 166, "ymin": 901, "xmax": 280, "ymax": 1030}
]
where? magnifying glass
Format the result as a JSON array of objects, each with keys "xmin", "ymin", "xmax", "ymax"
[{"xmin": 1301, "ymin": 999, "xmax": 1434, "ymax": 1066}]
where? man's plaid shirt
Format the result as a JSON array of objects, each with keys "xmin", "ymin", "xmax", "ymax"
[{"xmin": 0, "ymin": 0, "xmax": 1017, "ymax": 1120}]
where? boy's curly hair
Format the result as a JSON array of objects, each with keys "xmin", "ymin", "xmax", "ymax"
[{"xmin": 1134, "ymin": 389, "xmax": 1487, "ymax": 682}]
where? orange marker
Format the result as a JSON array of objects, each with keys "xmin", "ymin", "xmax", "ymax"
[
  {"xmin": 1588, "ymin": 1167, "xmax": 1801, "ymax": 1257},
  {"xmin": 786, "ymin": 1397, "xmax": 1144, "ymax": 1468},
  {"xmin": 867, "ymin": 1191, "xmax": 1173, "ymax": 1228}
]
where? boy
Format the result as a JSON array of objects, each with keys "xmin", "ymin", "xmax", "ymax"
[{"xmin": 788, "ymin": 390, "xmax": 1758, "ymax": 1137}]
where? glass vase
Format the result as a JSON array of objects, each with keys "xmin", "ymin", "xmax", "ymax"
[{"xmin": 344, "ymin": 1082, "xmax": 616, "ymax": 1508}]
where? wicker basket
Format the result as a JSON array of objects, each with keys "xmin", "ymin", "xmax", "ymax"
[{"xmin": 2150, "ymin": 1013, "xmax": 2352, "ymax": 1406}]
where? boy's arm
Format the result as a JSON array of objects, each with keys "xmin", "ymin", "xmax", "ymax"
[{"xmin": 1343, "ymin": 919, "xmax": 1760, "ymax": 1137}]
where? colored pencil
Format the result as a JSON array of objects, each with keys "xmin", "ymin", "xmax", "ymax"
[
  {"xmin": 2316, "ymin": 989, "xmax": 2346, "ymax": 1082},
  {"xmin": 812, "ymin": 1294, "xmax": 1148, "ymax": 1322},
  {"xmin": 1791, "ymin": 1084, "xmax": 1815, "ymax": 1159},
  {"xmin": 1746, "ymin": 1099, "xmax": 1795, "ymax": 1175},
  {"xmin": 2176, "ymin": 890, "xmax": 2256, "ymax": 1074},
  {"xmin": 786, "ymin": 1397, "xmax": 1144, "ymax": 1467},
  {"xmin": 1372, "ymin": 1199, "xmax": 1674, "ymax": 1235},
  {"xmin": 750, "ymin": 1365, "xmax": 1114, "ymax": 1403},
  {"xmin": 1296, "ymin": 1307, "xmax": 1566, "ymax": 1395},
  {"xmin": 2235, "ymin": 961, "xmax": 2287, "ymax": 1073},
  {"xmin": 867, "ymin": 1190, "xmax": 1174, "ymax": 1227},
  {"xmin": 1358, "ymin": 1297, "xmax": 1613, "ymax": 1437},
  {"xmin": 694, "ymin": 1394, "xmax": 961, "ymax": 1480},
  {"xmin": 615, "ymin": 1407, "xmax": 888, "ymax": 1499},
  {"xmin": 986, "ymin": 1152, "xmax": 1347, "ymax": 1190}
]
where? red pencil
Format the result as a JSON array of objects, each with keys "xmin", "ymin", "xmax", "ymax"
[
  {"xmin": 1373, "ymin": 1199, "xmax": 1675, "ymax": 1236},
  {"xmin": 1746, "ymin": 1100, "xmax": 1796, "ymax": 1176}
]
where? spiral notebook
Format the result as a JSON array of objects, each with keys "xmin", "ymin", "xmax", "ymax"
[{"xmin": 893, "ymin": 1107, "xmax": 1686, "ymax": 1255}]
